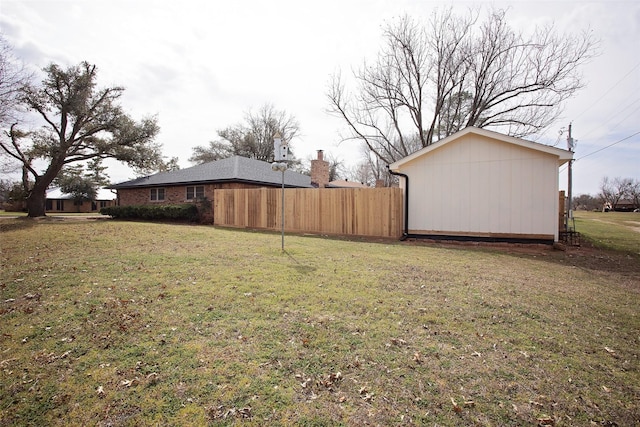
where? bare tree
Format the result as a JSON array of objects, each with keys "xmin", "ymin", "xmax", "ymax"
[
  {"xmin": 599, "ymin": 176, "xmax": 634, "ymax": 211},
  {"xmin": 346, "ymin": 148, "xmax": 397, "ymax": 187},
  {"xmin": 188, "ymin": 140, "xmax": 232, "ymax": 164},
  {"xmin": 572, "ymin": 194, "xmax": 600, "ymax": 211},
  {"xmin": 348, "ymin": 161, "xmax": 376, "ymax": 187},
  {"xmin": 0, "ymin": 35, "xmax": 32, "ymax": 128},
  {"xmin": 190, "ymin": 104, "xmax": 300, "ymax": 164},
  {"xmin": 630, "ymin": 179, "xmax": 640, "ymax": 210},
  {"xmin": 322, "ymin": 152, "xmax": 346, "ymax": 182},
  {"xmin": 328, "ymin": 7, "xmax": 597, "ymax": 164},
  {"xmin": 0, "ymin": 35, "xmax": 33, "ymax": 179}
]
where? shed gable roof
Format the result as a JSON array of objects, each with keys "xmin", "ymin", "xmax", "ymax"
[
  {"xmin": 389, "ymin": 127, "xmax": 573, "ymax": 170},
  {"xmin": 110, "ymin": 156, "xmax": 312, "ymax": 189}
]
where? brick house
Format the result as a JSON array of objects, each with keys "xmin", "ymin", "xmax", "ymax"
[
  {"xmin": 109, "ymin": 156, "xmax": 313, "ymax": 207},
  {"xmin": 45, "ymin": 187, "xmax": 116, "ymax": 213}
]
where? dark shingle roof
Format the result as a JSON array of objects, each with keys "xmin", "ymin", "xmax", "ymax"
[{"xmin": 110, "ymin": 156, "xmax": 312, "ymax": 189}]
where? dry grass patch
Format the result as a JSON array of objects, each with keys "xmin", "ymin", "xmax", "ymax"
[
  {"xmin": 574, "ymin": 210, "xmax": 640, "ymax": 256},
  {"xmin": 1, "ymin": 218, "xmax": 638, "ymax": 425}
]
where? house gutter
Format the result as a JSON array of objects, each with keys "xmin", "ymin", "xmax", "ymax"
[{"xmin": 387, "ymin": 165, "xmax": 409, "ymax": 240}]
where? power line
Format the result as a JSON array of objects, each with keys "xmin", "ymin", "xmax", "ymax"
[
  {"xmin": 607, "ymin": 103, "xmax": 640, "ymax": 134},
  {"xmin": 559, "ymin": 130, "xmax": 639, "ymax": 173},
  {"xmin": 573, "ymin": 60, "xmax": 640, "ymax": 122},
  {"xmin": 576, "ymin": 131, "xmax": 639, "ymax": 161}
]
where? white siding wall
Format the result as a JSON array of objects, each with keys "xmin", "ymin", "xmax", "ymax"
[{"xmin": 402, "ymin": 134, "xmax": 559, "ymax": 239}]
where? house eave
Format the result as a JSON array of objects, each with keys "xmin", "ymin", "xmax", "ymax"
[{"xmin": 111, "ymin": 178, "xmax": 312, "ymax": 190}]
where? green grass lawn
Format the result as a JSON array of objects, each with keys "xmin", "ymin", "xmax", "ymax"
[
  {"xmin": 0, "ymin": 210, "xmax": 26, "ymax": 217},
  {"xmin": 0, "ymin": 211, "xmax": 104, "ymax": 217},
  {"xmin": 574, "ymin": 210, "xmax": 640, "ymax": 256},
  {"xmin": 1, "ymin": 217, "xmax": 638, "ymax": 426}
]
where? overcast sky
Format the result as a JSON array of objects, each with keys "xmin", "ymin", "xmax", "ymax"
[{"xmin": 1, "ymin": 0, "xmax": 638, "ymax": 195}]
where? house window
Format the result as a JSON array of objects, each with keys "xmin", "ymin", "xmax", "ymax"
[
  {"xmin": 186, "ymin": 185, "xmax": 204, "ymax": 200},
  {"xmin": 46, "ymin": 200, "xmax": 53, "ymax": 211},
  {"xmin": 150, "ymin": 188, "xmax": 165, "ymax": 201},
  {"xmin": 100, "ymin": 201, "xmax": 108, "ymax": 208},
  {"xmin": 56, "ymin": 200, "xmax": 64, "ymax": 211}
]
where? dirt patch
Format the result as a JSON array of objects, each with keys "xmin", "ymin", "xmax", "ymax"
[
  {"xmin": 0, "ymin": 215, "xmax": 109, "ymax": 230},
  {"xmin": 557, "ymin": 242, "xmax": 640, "ymax": 280},
  {"xmin": 405, "ymin": 237, "xmax": 640, "ymax": 278},
  {"xmin": 624, "ymin": 221, "xmax": 640, "ymax": 233}
]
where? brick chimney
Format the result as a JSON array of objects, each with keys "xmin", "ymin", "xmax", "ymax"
[{"xmin": 310, "ymin": 150, "xmax": 330, "ymax": 188}]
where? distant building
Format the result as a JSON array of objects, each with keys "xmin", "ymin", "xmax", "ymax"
[
  {"xmin": 612, "ymin": 200, "xmax": 638, "ymax": 212},
  {"xmin": 46, "ymin": 187, "xmax": 116, "ymax": 213}
]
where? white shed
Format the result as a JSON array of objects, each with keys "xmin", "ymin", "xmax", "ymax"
[{"xmin": 388, "ymin": 127, "xmax": 573, "ymax": 243}]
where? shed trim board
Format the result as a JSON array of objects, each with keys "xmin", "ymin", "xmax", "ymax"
[{"xmin": 389, "ymin": 127, "xmax": 573, "ymax": 243}]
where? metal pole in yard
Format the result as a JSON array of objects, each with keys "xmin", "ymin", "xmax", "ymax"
[
  {"xmin": 567, "ymin": 123, "xmax": 575, "ymax": 232},
  {"xmin": 281, "ymin": 169, "xmax": 285, "ymax": 251},
  {"xmin": 273, "ymin": 133, "xmax": 288, "ymax": 252}
]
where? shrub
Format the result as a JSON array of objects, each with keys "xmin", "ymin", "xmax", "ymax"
[
  {"xmin": 101, "ymin": 204, "xmax": 199, "ymax": 222},
  {"xmin": 195, "ymin": 197, "xmax": 214, "ymax": 224}
]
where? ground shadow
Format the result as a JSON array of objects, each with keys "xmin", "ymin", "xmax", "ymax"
[
  {"xmin": 283, "ymin": 250, "xmax": 317, "ymax": 275},
  {"xmin": 403, "ymin": 236, "xmax": 640, "ymax": 279},
  {"xmin": 0, "ymin": 217, "xmax": 38, "ymax": 233}
]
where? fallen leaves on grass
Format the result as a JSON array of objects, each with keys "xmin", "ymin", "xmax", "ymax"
[
  {"xmin": 451, "ymin": 397, "xmax": 462, "ymax": 413},
  {"xmin": 297, "ymin": 371, "xmax": 343, "ymax": 395},
  {"xmin": 0, "ymin": 357, "xmax": 17, "ymax": 367},
  {"xmin": 120, "ymin": 378, "xmax": 139, "ymax": 388},
  {"xmin": 146, "ymin": 372, "xmax": 160, "ymax": 385},
  {"xmin": 320, "ymin": 371, "xmax": 343, "ymax": 389},
  {"xmin": 360, "ymin": 386, "xmax": 374, "ymax": 402},
  {"xmin": 537, "ymin": 415, "xmax": 555, "ymax": 426},
  {"xmin": 33, "ymin": 350, "xmax": 72, "ymax": 364},
  {"xmin": 450, "ymin": 396, "xmax": 475, "ymax": 413},
  {"xmin": 207, "ymin": 405, "xmax": 252, "ymax": 420},
  {"xmin": 387, "ymin": 337, "xmax": 407, "ymax": 347},
  {"xmin": 298, "ymin": 375, "xmax": 312, "ymax": 389},
  {"xmin": 530, "ymin": 399, "xmax": 544, "ymax": 409}
]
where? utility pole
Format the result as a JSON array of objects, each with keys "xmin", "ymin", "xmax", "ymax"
[{"xmin": 566, "ymin": 123, "xmax": 575, "ymax": 231}]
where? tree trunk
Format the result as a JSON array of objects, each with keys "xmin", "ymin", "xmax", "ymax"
[{"xmin": 26, "ymin": 182, "xmax": 48, "ymax": 217}]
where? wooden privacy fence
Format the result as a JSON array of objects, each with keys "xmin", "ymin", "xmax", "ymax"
[{"xmin": 213, "ymin": 187, "xmax": 404, "ymax": 239}]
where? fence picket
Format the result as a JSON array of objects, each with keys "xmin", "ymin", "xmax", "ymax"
[{"xmin": 213, "ymin": 188, "xmax": 403, "ymax": 239}]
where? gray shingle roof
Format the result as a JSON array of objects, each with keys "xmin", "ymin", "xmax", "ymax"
[{"xmin": 110, "ymin": 156, "xmax": 312, "ymax": 189}]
